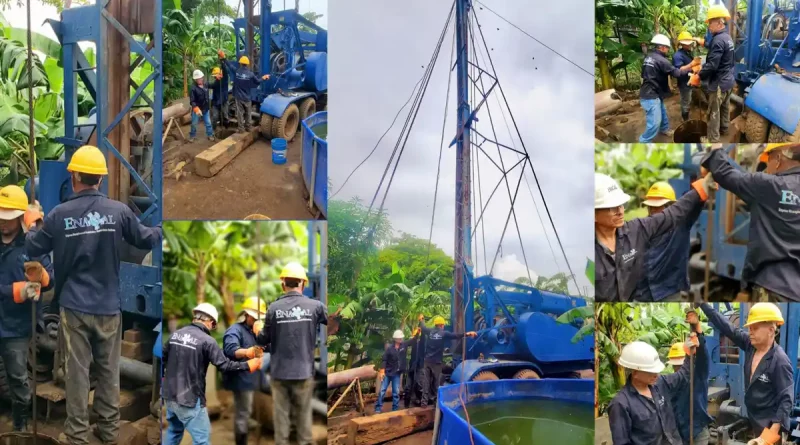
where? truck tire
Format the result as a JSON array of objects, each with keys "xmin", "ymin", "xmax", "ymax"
[
  {"xmin": 745, "ymin": 112, "xmax": 769, "ymax": 143},
  {"xmin": 472, "ymin": 371, "xmax": 499, "ymax": 381},
  {"xmin": 513, "ymin": 369, "xmax": 540, "ymax": 379},
  {"xmin": 0, "ymin": 357, "xmax": 9, "ymax": 400},
  {"xmin": 299, "ymin": 98, "xmax": 316, "ymax": 122},
  {"xmin": 769, "ymin": 120, "xmax": 800, "ymax": 143},
  {"xmin": 271, "ymin": 104, "xmax": 300, "ymax": 141},
  {"xmin": 260, "ymin": 114, "xmax": 274, "ymax": 139}
]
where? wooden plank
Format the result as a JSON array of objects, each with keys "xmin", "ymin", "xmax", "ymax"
[
  {"xmin": 345, "ymin": 407, "xmax": 435, "ymax": 445},
  {"xmin": 193, "ymin": 129, "xmax": 259, "ymax": 177}
]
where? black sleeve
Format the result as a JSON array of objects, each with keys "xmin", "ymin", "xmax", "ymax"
[
  {"xmin": 608, "ymin": 398, "xmax": 634, "ymax": 445},
  {"xmin": 702, "ymin": 149, "xmax": 774, "ymax": 204},
  {"xmin": 772, "ymin": 355, "xmax": 794, "ymax": 431},
  {"xmin": 189, "ymin": 88, "xmax": 198, "ymax": 108},
  {"xmin": 207, "ymin": 341, "xmax": 250, "ymax": 373},
  {"xmin": 662, "ymin": 56, "xmax": 683, "ymax": 78},
  {"xmin": 699, "ymin": 38, "xmax": 722, "ymax": 80},
  {"xmin": 120, "ymin": 207, "xmax": 161, "ymax": 250},
  {"xmin": 442, "ymin": 330, "xmax": 466, "ymax": 340},
  {"xmin": 629, "ymin": 189, "xmax": 704, "ymax": 240},
  {"xmin": 25, "ymin": 212, "xmax": 56, "ymax": 257},
  {"xmin": 700, "ymin": 303, "xmax": 751, "ymax": 350},
  {"xmin": 318, "ymin": 302, "xmax": 328, "ymax": 326},
  {"xmin": 381, "ymin": 346, "xmax": 389, "ymax": 370},
  {"xmin": 659, "ymin": 356, "xmax": 690, "ymax": 392}
]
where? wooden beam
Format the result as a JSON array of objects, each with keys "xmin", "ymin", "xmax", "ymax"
[
  {"xmin": 345, "ymin": 407, "xmax": 435, "ymax": 445},
  {"xmin": 328, "ymin": 365, "xmax": 377, "ymax": 389},
  {"xmin": 193, "ymin": 129, "xmax": 259, "ymax": 177}
]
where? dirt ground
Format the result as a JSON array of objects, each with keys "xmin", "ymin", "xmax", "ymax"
[
  {"xmin": 163, "ymin": 124, "xmax": 318, "ymax": 220},
  {"xmin": 596, "ymin": 92, "xmax": 739, "ymax": 143}
]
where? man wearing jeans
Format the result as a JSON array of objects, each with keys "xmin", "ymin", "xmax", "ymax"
[
  {"xmin": 25, "ymin": 145, "xmax": 161, "ymax": 445},
  {"xmin": 0, "ymin": 185, "xmax": 53, "ymax": 432},
  {"xmin": 189, "ymin": 69, "xmax": 214, "ymax": 142},
  {"xmin": 696, "ymin": 4, "xmax": 735, "ymax": 142},
  {"xmin": 163, "ymin": 304, "xmax": 261, "ymax": 445},
  {"xmin": 638, "ymin": 34, "xmax": 696, "ymax": 142},
  {"xmin": 255, "ymin": 262, "xmax": 326, "ymax": 445},
  {"xmin": 375, "ymin": 330, "xmax": 413, "ymax": 413}
]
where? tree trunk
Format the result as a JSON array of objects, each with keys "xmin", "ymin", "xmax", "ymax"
[
  {"xmin": 597, "ymin": 52, "xmax": 613, "ymax": 91},
  {"xmin": 221, "ymin": 274, "xmax": 236, "ymax": 325},
  {"xmin": 183, "ymin": 54, "xmax": 188, "ymax": 98},
  {"xmin": 196, "ymin": 254, "xmax": 206, "ymax": 303}
]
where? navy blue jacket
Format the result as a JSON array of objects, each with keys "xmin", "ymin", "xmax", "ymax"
[
  {"xmin": 25, "ymin": 189, "xmax": 161, "ymax": 315},
  {"xmin": 640, "ymin": 50, "xmax": 683, "ymax": 100},
  {"xmin": 209, "ymin": 68, "xmax": 228, "ymax": 107},
  {"xmin": 673, "ymin": 49, "xmax": 694, "ymax": 89},
  {"xmin": 222, "ymin": 321, "xmax": 266, "ymax": 391},
  {"xmin": 419, "ymin": 323, "xmax": 467, "ymax": 365},
  {"xmin": 608, "ymin": 362, "xmax": 690, "ymax": 445},
  {"xmin": 233, "ymin": 67, "xmax": 261, "ymax": 101},
  {"xmin": 408, "ymin": 333, "xmax": 425, "ymax": 371},
  {"xmin": 163, "ymin": 323, "xmax": 250, "ymax": 408},
  {"xmin": 263, "ymin": 291, "xmax": 327, "ymax": 380},
  {"xmin": 700, "ymin": 304, "xmax": 793, "ymax": 433},
  {"xmin": 381, "ymin": 339, "xmax": 415, "ymax": 377},
  {"xmin": 702, "ymin": 150, "xmax": 800, "ymax": 300},
  {"xmin": 699, "ymin": 29, "xmax": 735, "ymax": 92},
  {"xmin": 0, "ymin": 232, "xmax": 54, "ymax": 338},
  {"xmin": 643, "ymin": 200, "xmax": 703, "ymax": 301},
  {"xmin": 189, "ymin": 83, "xmax": 210, "ymax": 113},
  {"xmin": 672, "ymin": 333, "xmax": 714, "ymax": 442}
]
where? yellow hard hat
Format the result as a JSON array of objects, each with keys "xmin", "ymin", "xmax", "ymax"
[
  {"xmin": 677, "ymin": 31, "xmax": 693, "ymax": 43},
  {"xmin": 67, "ymin": 145, "xmax": 108, "ymax": 175},
  {"xmin": 706, "ymin": 4, "xmax": 731, "ymax": 22},
  {"xmin": 241, "ymin": 296, "xmax": 267, "ymax": 319},
  {"xmin": 764, "ymin": 143, "xmax": 792, "ymax": 154},
  {"xmin": 667, "ymin": 342, "xmax": 686, "ymax": 365},
  {"xmin": 211, "ymin": 67, "xmax": 222, "ymax": 76},
  {"xmin": 433, "ymin": 316, "xmax": 446, "ymax": 326},
  {"xmin": 643, "ymin": 181, "xmax": 676, "ymax": 207},
  {"xmin": 239, "ymin": 55, "xmax": 250, "ymax": 65},
  {"xmin": 0, "ymin": 185, "xmax": 28, "ymax": 220},
  {"xmin": 279, "ymin": 262, "xmax": 308, "ymax": 282},
  {"xmin": 745, "ymin": 303, "xmax": 784, "ymax": 327}
]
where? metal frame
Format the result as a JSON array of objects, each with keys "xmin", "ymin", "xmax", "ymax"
[
  {"xmin": 308, "ymin": 221, "xmax": 328, "ymax": 370},
  {"xmin": 44, "ymin": 0, "xmax": 163, "ymax": 320}
]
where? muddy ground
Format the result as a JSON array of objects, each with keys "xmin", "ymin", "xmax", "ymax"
[
  {"xmin": 163, "ymin": 124, "xmax": 319, "ymax": 220},
  {"xmin": 596, "ymin": 91, "xmax": 739, "ymax": 144}
]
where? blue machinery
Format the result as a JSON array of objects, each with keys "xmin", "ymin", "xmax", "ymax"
[
  {"xmin": 438, "ymin": 0, "xmax": 593, "ymax": 384},
  {"xmin": 704, "ymin": 303, "xmax": 800, "ymax": 444},
  {"xmin": 724, "ymin": 0, "xmax": 800, "ymax": 140},
  {"xmin": 226, "ymin": 0, "xmax": 327, "ymax": 140}
]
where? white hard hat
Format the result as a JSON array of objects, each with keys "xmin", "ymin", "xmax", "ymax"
[
  {"xmin": 393, "ymin": 330, "xmax": 405, "ymax": 340},
  {"xmin": 650, "ymin": 34, "xmax": 671, "ymax": 47},
  {"xmin": 193, "ymin": 303, "xmax": 219, "ymax": 324},
  {"xmin": 595, "ymin": 173, "xmax": 631, "ymax": 209},
  {"xmin": 618, "ymin": 341, "xmax": 665, "ymax": 373},
  {"xmin": 192, "ymin": 69, "xmax": 204, "ymax": 80}
]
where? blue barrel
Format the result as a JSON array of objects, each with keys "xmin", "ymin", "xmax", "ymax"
[
  {"xmin": 301, "ymin": 111, "xmax": 328, "ymax": 217},
  {"xmin": 436, "ymin": 379, "xmax": 594, "ymax": 445},
  {"xmin": 271, "ymin": 137, "xmax": 287, "ymax": 165}
]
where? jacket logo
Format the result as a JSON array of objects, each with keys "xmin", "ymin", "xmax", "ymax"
[
  {"xmin": 64, "ymin": 212, "xmax": 115, "ymax": 231},
  {"xmin": 171, "ymin": 332, "xmax": 198, "ymax": 346},
  {"xmin": 430, "ymin": 332, "xmax": 443, "ymax": 340},
  {"xmin": 757, "ymin": 374, "xmax": 770, "ymax": 384},
  {"xmin": 657, "ymin": 395, "xmax": 665, "ymax": 406},
  {"xmin": 780, "ymin": 190, "xmax": 800, "ymax": 206},
  {"xmin": 276, "ymin": 306, "xmax": 312, "ymax": 321},
  {"xmin": 622, "ymin": 249, "xmax": 637, "ymax": 263}
]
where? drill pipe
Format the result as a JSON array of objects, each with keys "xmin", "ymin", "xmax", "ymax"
[{"xmin": 37, "ymin": 335, "xmax": 153, "ymax": 384}]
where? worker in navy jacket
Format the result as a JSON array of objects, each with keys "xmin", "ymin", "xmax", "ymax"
[
  {"xmin": 608, "ymin": 337, "xmax": 697, "ymax": 445},
  {"xmin": 210, "ymin": 51, "xmax": 229, "ymax": 128},
  {"xmin": 231, "ymin": 54, "xmax": 269, "ymax": 133},
  {"xmin": 595, "ymin": 173, "xmax": 714, "ymax": 302},
  {"xmin": 0, "ymin": 185, "xmax": 53, "ymax": 431},
  {"xmin": 673, "ymin": 32, "xmax": 696, "ymax": 122},
  {"xmin": 417, "ymin": 315, "xmax": 477, "ymax": 408},
  {"xmin": 375, "ymin": 329, "xmax": 417, "ymax": 413},
  {"xmin": 700, "ymin": 145, "xmax": 800, "ymax": 301},
  {"xmin": 699, "ymin": 303, "xmax": 792, "ymax": 444},
  {"xmin": 670, "ymin": 308, "xmax": 714, "ymax": 445},
  {"xmin": 222, "ymin": 296, "xmax": 267, "ymax": 445},
  {"xmin": 694, "ymin": 4, "xmax": 735, "ymax": 142},
  {"xmin": 164, "ymin": 304, "xmax": 261, "ymax": 445},
  {"xmin": 641, "ymin": 181, "xmax": 703, "ymax": 301},
  {"xmin": 189, "ymin": 69, "xmax": 214, "ymax": 142},
  {"xmin": 24, "ymin": 145, "xmax": 161, "ymax": 445},
  {"xmin": 404, "ymin": 327, "xmax": 424, "ymax": 408}
]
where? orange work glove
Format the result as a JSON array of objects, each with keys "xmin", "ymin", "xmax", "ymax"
[
  {"xmin": 691, "ymin": 173, "xmax": 717, "ymax": 201},
  {"xmin": 688, "ymin": 73, "xmax": 701, "ymax": 87},
  {"xmin": 253, "ymin": 320, "xmax": 264, "ymax": 336},
  {"xmin": 692, "ymin": 64, "xmax": 701, "ymax": 74},
  {"xmin": 691, "ymin": 57, "xmax": 702, "ymax": 67},
  {"xmin": 23, "ymin": 206, "xmax": 43, "ymax": 231},
  {"xmin": 694, "ymin": 37, "xmax": 705, "ymax": 47},
  {"xmin": 412, "ymin": 327, "xmax": 421, "ymax": 337},
  {"xmin": 12, "ymin": 281, "xmax": 41, "ymax": 304},
  {"xmin": 244, "ymin": 346, "xmax": 263, "ymax": 359},
  {"xmin": 214, "ymin": 73, "xmax": 223, "ymax": 80},
  {"xmin": 247, "ymin": 357, "xmax": 263, "ymax": 373},
  {"xmin": 757, "ymin": 427, "xmax": 781, "ymax": 445},
  {"xmin": 193, "ymin": 107, "xmax": 202, "ymax": 116},
  {"xmin": 24, "ymin": 261, "xmax": 50, "ymax": 287},
  {"xmin": 465, "ymin": 331, "xmax": 478, "ymax": 338},
  {"xmin": 261, "ymin": 74, "xmax": 270, "ymax": 80},
  {"xmin": 418, "ymin": 314, "xmax": 425, "ymax": 322},
  {"xmin": 377, "ymin": 369, "xmax": 385, "ymax": 380},
  {"xmin": 218, "ymin": 50, "xmax": 226, "ymax": 59}
]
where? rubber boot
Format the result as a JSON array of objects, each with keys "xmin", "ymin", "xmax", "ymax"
[
  {"xmin": 235, "ymin": 433, "xmax": 248, "ymax": 445},
  {"xmin": 682, "ymin": 111, "xmax": 689, "ymax": 122}
]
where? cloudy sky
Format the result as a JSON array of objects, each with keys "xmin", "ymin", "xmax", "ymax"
[{"xmin": 328, "ymin": 0, "xmax": 595, "ymax": 296}]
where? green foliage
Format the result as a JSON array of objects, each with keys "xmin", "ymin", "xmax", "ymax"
[{"xmin": 595, "ymin": 143, "xmax": 684, "ymax": 217}]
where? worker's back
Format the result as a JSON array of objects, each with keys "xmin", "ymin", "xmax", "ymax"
[
  {"xmin": 644, "ymin": 204, "xmax": 702, "ymax": 301},
  {"xmin": 266, "ymin": 291, "xmax": 326, "ymax": 380},
  {"xmin": 25, "ymin": 189, "xmax": 160, "ymax": 315}
]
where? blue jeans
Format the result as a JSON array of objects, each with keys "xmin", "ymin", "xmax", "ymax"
[
  {"xmin": 639, "ymin": 98, "xmax": 670, "ymax": 142},
  {"xmin": 375, "ymin": 374, "xmax": 401, "ymax": 412},
  {"xmin": 164, "ymin": 399, "xmax": 211, "ymax": 445},
  {"xmin": 190, "ymin": 110, "xmax": 213, "ymax": 138}
]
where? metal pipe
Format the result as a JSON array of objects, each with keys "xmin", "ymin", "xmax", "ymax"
[
  {"xmin": 720, "ymin": 403, "xmax": 743, "ymax": 416},
  {"xmin": 38, "ymin": 336, "xmax": 153, "ymax": 383},
  {"xmin": 730, "ymin": 93, "xmax": 743, "ymax": 106},
  {"xmin": 689, "ymin": 254, "xmax": 716, "ymax": 272}
]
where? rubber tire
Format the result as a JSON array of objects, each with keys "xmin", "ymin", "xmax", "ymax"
[
  {"xmin": 0, "ymin": 357, "xmax": 9, "ymax": 400},
  {"xmin": 513, "ymin": 369, "xmax": 540, "ymax": 380},
  {"xmin": 745, "ymin": 111, "xmax": 770, "ymax": 143},
  {"xmin": 272, "ymin": 104, "xmax": 300, "ymax": 141},
  {"xmin": 260, "ymin": 114, "xmax": 274, "ymax": 139},
  {"xmin": 471, "ymin": 371, "xmax": 500, "ymax": 381},
  {"xmin": 299, "ymin": 98, "xmax": 316, "ymax": 122},
  {"xmin": 769, "ymin": 120, "xmax": 800, "ymax": 143}
]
